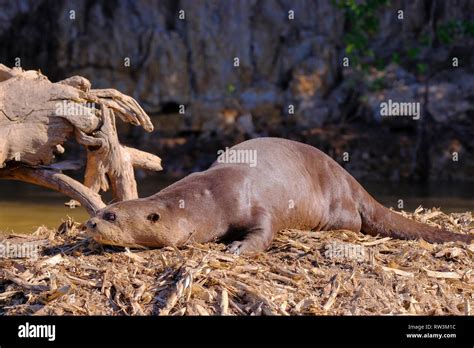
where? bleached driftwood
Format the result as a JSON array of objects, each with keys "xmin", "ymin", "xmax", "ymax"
[
  {"xmin": 0, "ymin": 164, "xmax": 106, "ymax": 215},
  {"xmin": 0, "ymin": 64, "xmax": 162, "ymax": 215}
]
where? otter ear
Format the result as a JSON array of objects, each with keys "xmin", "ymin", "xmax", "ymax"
[{"xmin": 147, "ymin": 213, "xmax": 161, "ymax": 223}]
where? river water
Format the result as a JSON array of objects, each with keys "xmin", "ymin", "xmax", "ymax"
[{"xmin": 0, "ymin": 179, "xmax": 472, "ymax": 234}]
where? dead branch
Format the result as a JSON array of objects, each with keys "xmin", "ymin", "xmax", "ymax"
[
  {"xmin": 0, "ymin": 165, "xmax": 105, "ymax": 215},
  {"xmin": 0, "ymin": 64, "xmax": 162, "ymax": 216}
]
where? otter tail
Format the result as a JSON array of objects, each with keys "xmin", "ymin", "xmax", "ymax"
[{"xmin": 359, "ymin": 198, "xmax": 473, "ymax": 244}]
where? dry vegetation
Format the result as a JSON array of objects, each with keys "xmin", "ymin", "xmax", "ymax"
[{"xmin": 0, "ymin": 207, "xmax": 473, "ymax": 316}]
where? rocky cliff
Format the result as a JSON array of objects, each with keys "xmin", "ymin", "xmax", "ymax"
[{"xmin": 1, "ymin": 0, "xmax": 473, "ymax": 181}]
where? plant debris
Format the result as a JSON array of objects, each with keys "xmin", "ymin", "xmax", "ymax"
[{"xmin": 0, "ymin": 207, "xmax": 473, "ymax": 316}]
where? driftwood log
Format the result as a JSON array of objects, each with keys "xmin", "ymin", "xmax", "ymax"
[{"xmin": 0, "ymin": 64, "xmax": 162, "ymax": 215}]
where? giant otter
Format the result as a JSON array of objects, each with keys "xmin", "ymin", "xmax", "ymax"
[{"xmin": 85, "ymin": 138, "xmax": 473, "ymax": 254}]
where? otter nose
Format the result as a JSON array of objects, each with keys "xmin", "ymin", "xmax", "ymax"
[{"xmin": 87, "ymin": 218, "xmax": 98, "ymax": 230}]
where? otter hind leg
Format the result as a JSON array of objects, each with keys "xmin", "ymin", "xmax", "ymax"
[{"xmin": 326, "ymin": 203, "xmax": 362, "ymax": 233}]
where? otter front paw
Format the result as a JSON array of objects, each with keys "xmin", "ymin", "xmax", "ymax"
[
  {"xmin": 227, "ymin": 240, "xmax": 264, "ymax": 256},
  {"xmin": 227, "ymin": 241, "xmax": 244, "ymax": 255}
]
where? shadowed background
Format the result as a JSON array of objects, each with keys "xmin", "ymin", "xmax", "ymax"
[{"xmin": 1, "ymin": 0, "xmax": 473, "ymax": 232}]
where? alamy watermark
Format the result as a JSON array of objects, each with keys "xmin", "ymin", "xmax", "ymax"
[
  {"xmin": 324, "ymin": 242, "xmax": 367, "ymax": 262},
  {"xmin": 0, "ymin": 241, "xmax": 41, "ymax": 259},
  {"xmin": 18, "ymin": 322, "xmax": 55, "ymax": 341},
  {"xmin": 380, "ymin": 99, "xmax": 420, "ymax": 120},
  {"xmin": 55, "ymin": 100, "xmax": 96, "ymax": 116},
  {"xmin": 217, "ymin": 147, "xmax": 257, "ymax": 167}
]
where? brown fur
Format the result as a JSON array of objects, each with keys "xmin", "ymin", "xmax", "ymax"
[{"xmin": 85, "ymin": 138, "xmax": 473, "ymax": 254}]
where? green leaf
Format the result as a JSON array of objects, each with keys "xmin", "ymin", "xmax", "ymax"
[
  {"xmin": 462, "ymin": 20, "xmax": 474, "ymax": 36},
  {"xmin": 419, "ymin": 34, "xmax": 432, "ymax": 47},
  {"xmin": 407, "ymin": 47, "xmax": 420, "ymax": 59},
  {"xmin": 227, "ymin": 84, "xmax": 236, "ymax": 94},
  {"xmin": 370, "ymin": 77, "xmax": 385, "ymax": 91},
  {"xmin": 375, "ymin": 58, "xmax": 386, "ymax": 70},
  {"xmin": 346, "ymin": 43, "xmax": 355, "ymax": 54},
  {"xmin": 391, "ymin": 52, "xmax": 401, "ymax": 64},
  {"xmin": 416, "ymin": 63, "xmax": 427, "ymax": 75}
]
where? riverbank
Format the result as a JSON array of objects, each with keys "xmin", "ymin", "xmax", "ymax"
[
  {"xmin": 1, "ymin": 207, "xmax": 472, "ymax": 316},
  {"xmin": 2, "ymin": 179, "xmax": 474, "ymax": 234}
]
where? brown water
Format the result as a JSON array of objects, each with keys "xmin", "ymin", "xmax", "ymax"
[{"xmin": 0, "ymin": 179, "xmax": 472, "ymax": 234}]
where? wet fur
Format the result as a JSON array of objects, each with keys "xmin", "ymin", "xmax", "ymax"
[{"xmin": 86, "ymin": 138, "xmax": 473, "ymax": 254}]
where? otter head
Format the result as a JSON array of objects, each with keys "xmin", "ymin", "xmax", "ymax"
[{"xmin": 85, "ymin": 199, "xmax": 182, "ymax": 248}]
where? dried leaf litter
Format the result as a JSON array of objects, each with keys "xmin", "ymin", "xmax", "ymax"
[{"xmin": 1, "ymin": 206, "xmax": 472, "ymax": 316}]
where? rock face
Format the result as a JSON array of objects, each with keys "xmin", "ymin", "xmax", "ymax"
[
  {"xmin": 0, "ymin": 0, "xmax": 344, "ymax": 118},
  {"xmin": 1, "ymin": 0, "xmax": 474, "ymax": 181}
]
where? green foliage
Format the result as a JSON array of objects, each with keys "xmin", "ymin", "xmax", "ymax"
[
  {"xmin": 375, "ymin": 57, "xmax": 385, "ymax": 71},
  {"xmin": 226, "ymin": 83, "xmax": 236, "ymax": 94},
  {"xmin": 407, "ymin": 47, "xmax": 420, "ymax": 60},
  {"xmin": 333, "ymin": 1, "xmax": 474, "ymax": 86},
  {"xmin": 437, "ymin": 20, "xmax": 474, "ymax": 45},
  {"xmin": 391, "ymin": 52, "xmax": 401, "ymax": 65},
  {"xmin": 333, "ymin": 0, "xmax": 389, "ymax": 70},
  {"xmin": 369, "ymin": 77, "xmax": 386, "ymax": 91},
  {"xmin": 419, "ymin": 34, "xmax": 432, "ymax": 47},
  {"xmin": 416, "ymin": 63, "xmax": 427, "ymax": 75}
]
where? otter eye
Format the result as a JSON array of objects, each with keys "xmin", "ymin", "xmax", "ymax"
[
  {"xmin": 103, "ymin": 212, "xmax": 117, "ymax": 222},
  {"xmin": 147, "ymin": 213, "xmax": 160, "ymax": 223}
]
